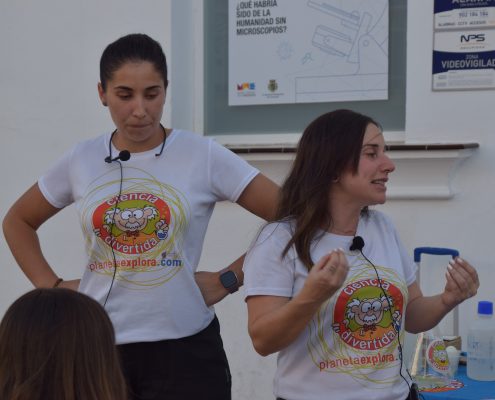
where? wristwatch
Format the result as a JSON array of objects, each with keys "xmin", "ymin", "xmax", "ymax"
[{"xmin": 219, "ymin": 269, "xmax": 239, "ymax": 294}]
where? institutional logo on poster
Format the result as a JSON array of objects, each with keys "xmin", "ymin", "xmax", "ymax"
[
  {"xmin": 332, "ymin": 279, "xmax": 403, "ymax": 350},
  {"xmin": 92, "ymin": 192, "xmax": 170, "ymax": 255},
  {"xmin": 237, "ymin": 82, "xmax": 256, "ymax": 91},
  {"xmin": 267, "ymin": 79, "xmax": 278, "ymax": 92},
  {"xmin": 236, "ymin": 82, "xmax": 256, "ymax": 97}
]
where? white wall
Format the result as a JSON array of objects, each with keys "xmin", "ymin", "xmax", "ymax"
[
  {"xmin": 1, "ymin": 1, "xmax": 494, "ymax": 400},
  {"xmin": 0, "ymin": 0, "xmax": 171, "ymax": 303}
]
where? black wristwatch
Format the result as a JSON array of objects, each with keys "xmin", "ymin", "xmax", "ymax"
[{"xmin": 219, "ymin": 269, "xmax": 239, "ymax": 294}]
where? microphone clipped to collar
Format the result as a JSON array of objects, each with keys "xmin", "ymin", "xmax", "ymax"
[
  {"xmin": 105, "ymin": 129, "xmax": 131, "ymax": 164},
  {"xmin": 349, "ymin": 236, "xmax": 365, "ymax": 251},
  {"xmin": 105, "ymin": 150, "xmax": 131, "ymax": 163},
  {"xmin": 104, "ymin": 124, "xmax": 167, "ymax": 164}
]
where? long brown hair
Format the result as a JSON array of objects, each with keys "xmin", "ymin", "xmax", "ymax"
[
  {"xmin": 276, "ymin": 109, "xmax": 379, "ymax": 270},
  {"xmin": 0, "ymin": 288, "xmax": 127, "ymax": 400}
]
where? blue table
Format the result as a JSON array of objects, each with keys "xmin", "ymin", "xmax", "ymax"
[{"xmin": 421, "ymin": 365, "xmax": 495, "ymax": 400}]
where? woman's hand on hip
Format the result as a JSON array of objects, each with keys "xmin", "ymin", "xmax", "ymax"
[{"xmin": 57, "ymin": 279, "xmax": 81, "ymax": 291}]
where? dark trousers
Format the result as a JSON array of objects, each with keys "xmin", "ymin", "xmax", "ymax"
[{"xmin": 118, "ymin": 316, "xmax": 231, "ymax": 400}]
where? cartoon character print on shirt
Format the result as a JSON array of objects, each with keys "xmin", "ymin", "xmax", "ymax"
[
  {"xmin": 80, "ymin": 166, "xmax": 189, "ymax": 289},
  {"xmin": 307, "ymin": 253, "xmax": 408, "ymax": 388},
  {"xmin": 332, "ymin": 280, "xmax": 403, "ymax": 350},
  {"xmin": 92, "ymin": 194, "xmax": 170, "ymax": 253}
]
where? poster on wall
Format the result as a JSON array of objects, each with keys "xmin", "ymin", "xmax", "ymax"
[
  {"xmin": 228, "ymin": 0, "xmax": 389, "ymax": 106},
  {"xmin": 433, "ymin": 0, "xmax": 495, "ymax": 90}
]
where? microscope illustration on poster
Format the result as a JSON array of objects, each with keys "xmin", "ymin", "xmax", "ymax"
[{"xmin": 229, "ymin": 0, "xmax": 389, "ymax": 106}]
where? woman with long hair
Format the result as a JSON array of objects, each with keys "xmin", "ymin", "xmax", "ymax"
[{"xmin": 244, "ymin": 109, "xmax": 479, "ymax": 400}]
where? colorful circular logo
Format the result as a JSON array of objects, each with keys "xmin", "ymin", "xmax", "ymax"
[
  {"xmin": 332, "ymin": 279, "xmax": 404, "ymax": 351},
  {"xmin": 426, "ymin": 339, "xmax": 450, "ymax": 374},
  {"xmin": 92, "ymin": 192, "xmax": 171, "ymax": 255}
]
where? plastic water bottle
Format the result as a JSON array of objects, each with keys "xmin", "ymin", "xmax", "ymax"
[{"xmin": 467, "ymin": 301, "xmax": 495, "ymax": 381}]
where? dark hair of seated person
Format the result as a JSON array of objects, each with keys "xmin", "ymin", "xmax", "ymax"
[{"xmin": 0, "ymin": 288, "xmax": 127, "ymax": 400}]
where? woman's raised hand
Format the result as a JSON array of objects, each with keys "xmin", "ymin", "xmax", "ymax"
[{"xmin": 300, "ymin": 249, "xmax": 349, "ymax": 305}]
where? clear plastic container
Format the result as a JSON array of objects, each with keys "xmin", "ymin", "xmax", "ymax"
[
  {"xmin": 467, "ymin": 301, "xmax": 495, "ymax": 381},
  {"xmin": 409, "ymin": 328, "xmax": 450, "ymax": 389}
]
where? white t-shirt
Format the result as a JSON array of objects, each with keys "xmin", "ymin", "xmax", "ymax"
[
  {"xmin": 39, "ymin": 129, "xmax": 259, "ymax": 344},
  {"xmin": 244, "ymin": 211, "xmax": 417, "ymax": 400}
]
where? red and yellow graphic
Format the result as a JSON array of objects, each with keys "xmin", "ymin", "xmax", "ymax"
[
  {"xmin": 308, "ymin": 259, "xmax": 408, "ymax": 388},
  {"xmin": 419, "ymin": 378, "xmax": 464, "ymax": 393},
  {"xmin": 426, "ymin": 339, "xmax": 449, "ymax": 374},
  {"xmin": 332, "ymin": 279, "xmax": 404, "ymax": 351},
  {"xmin": 92, "ymin": 192, "xmax": 171, "ymax": 255}
]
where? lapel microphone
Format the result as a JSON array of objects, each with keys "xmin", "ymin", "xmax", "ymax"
[
  {"xmin": 349, "ymin": 236, "xmax": 365, "ymax": 251},
  {"xmin": 105, "ymin": 150, "xmax": 131, "ymax": 163}
]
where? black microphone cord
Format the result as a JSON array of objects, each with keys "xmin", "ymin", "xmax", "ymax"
[
  {"xmin": 102, "ymin": 125, "xmax": 165, "ymax": 307},
  {"xmin": 103, "ymin": 159, "xmax": 124, "ymax": 307},
  {"xmin": 155, "ymin": 123, "xmax": 167, "ymax": 157},
  {"xmin": 354, "ymin": 244, "xmax": 423, "ymax": 400}
]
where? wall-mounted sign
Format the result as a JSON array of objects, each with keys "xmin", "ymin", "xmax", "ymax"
[
  {"xmin": 228, "ymin": 0, "xmax": 389, "ymax": 106},
  {"xmin": 433, "ymin": 0, "xmax": 495, "ymax": 90},
  {"xmin": 434, "ymin": 0, "xmax": 495, "ymax": 30}
]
